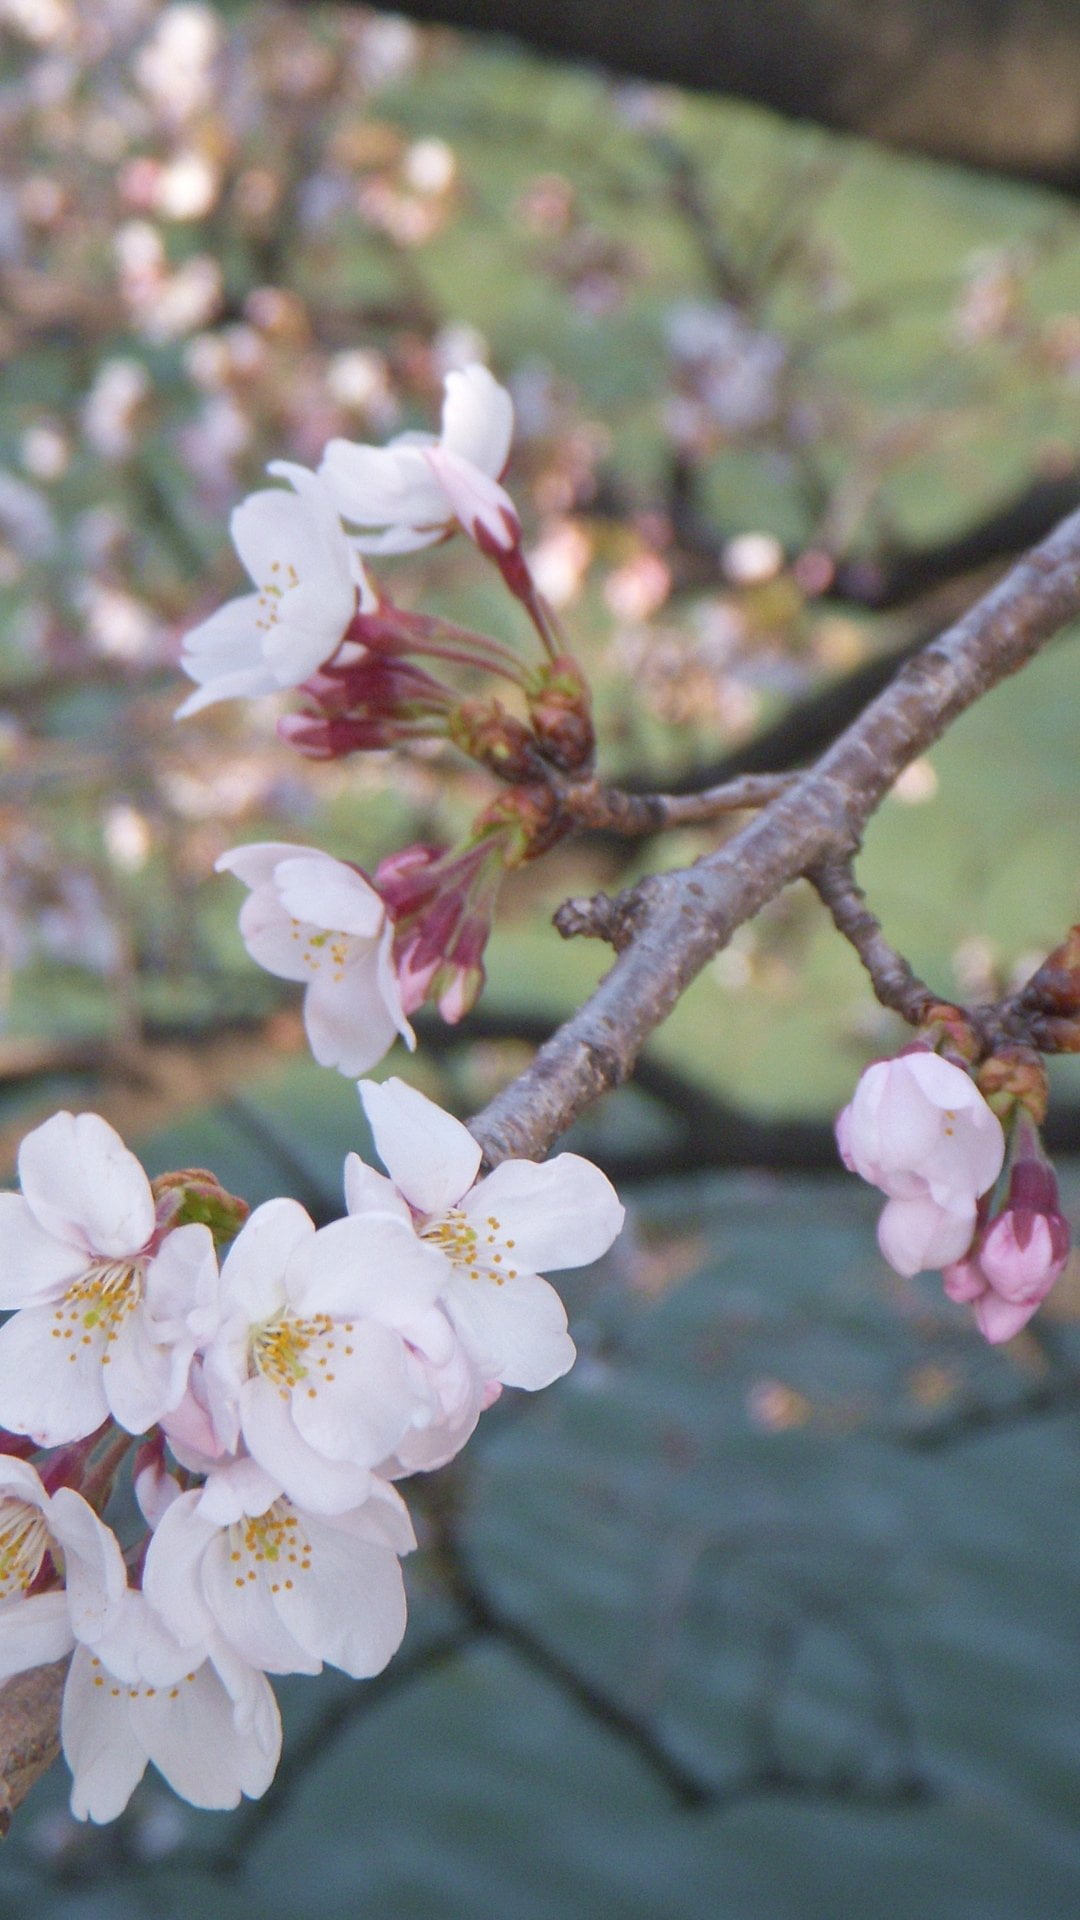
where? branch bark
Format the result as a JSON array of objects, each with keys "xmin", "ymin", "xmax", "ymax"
[{"xmin": 469, "ymin": 506, "xmax": 1080, "ymax": 1161}]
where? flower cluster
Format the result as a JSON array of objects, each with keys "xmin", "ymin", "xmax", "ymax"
[
  {"xmin": 179, "ymin": 362, "xmax": 594, "ymax": 1041},
  {"xmin": 0, "ymin": 1090, "xmax": 623, "ymax": 1820},
  {"xmin": 837, "ymin": 1047, "xmax": 1071, "ymax": 1341}
]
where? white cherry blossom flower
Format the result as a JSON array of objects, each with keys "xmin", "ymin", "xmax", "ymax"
[
  {"xmin": 215, "ymin": 842, "xmax": 414, "ymax": 1078},
  {"xmin": 62, "ymin": 1602, "xmax": 281, "ymax": 1822},
  {"xmin": 0, "ymin": 1112, "xmax": 218, "ymax": 1445},
  {"xmin": 350, "ymin": 1078, "xmax": 625, "ymax": 1392},
  {"xmin": 144, "ymin": 1455, "xmax": 413, "ymax": 1680},
  {"xmin": 176, "ymin": 463, "xmax": 372, "ymax": 717},
  {"xmin": 836, "ymin": 1049, "xmax": 1004, "ymax": 1276},
  {"xmin": 199, "ymin": 1196, "xmax": 450, "ymax": 1512},
  {"xmin": 0, "ymin": 1455, "xmax": 131, "ymax": 1683},
  {"xmin": 319, "ymin": 363, "xmax": 519, "ymax": 555}
]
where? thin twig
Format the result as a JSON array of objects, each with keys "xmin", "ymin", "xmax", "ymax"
[
  {"xmin": 557, "ymin": 772, "xmax": 797, "ymax": 835},
  {"xmin": 808, "ymin": 857, "xmax": 936, "ymax": 1024}
]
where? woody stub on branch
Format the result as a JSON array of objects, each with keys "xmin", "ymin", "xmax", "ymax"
[{"xmin": 1, "ymin": 362, "xmax": 1080, "ymax": 1826}]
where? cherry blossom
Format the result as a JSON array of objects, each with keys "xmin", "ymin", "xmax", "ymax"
[
  {"xmin": 350, "ymin": 1077, "xmax": 625, "ymax": 1392},
  {"xmin": 198, "ymin": 1196, "xmax": 450, "ymax": 1512},
  {"xmin": 144, "ymin": 1457, "xmax": 413, "ymax": 1680},
  {"xmin": 62, "ymin": 1606, "xmax": 281, "ymax": 1822},
  {"xmin": 0, "ymin": 1455, "xmax": 130, "ymax": 1683},
  {"xmin": 943, "ymin": 1152, "xmax": 1071, "ymax": 1343},
  {"xmin": 836, "ymin": 1050, "xmax": 1005, "ymax": 1276},
  {"xmin": 176, "ymin": 464, "xmax": 372, "ymax": 716},
  {"xmin": 0, "ymin": 1111, "xmax": 218, "ymax": 1444},
  {"xmin": 215, "ymin": 841, "xmax": 415, "ymax": 1077},
  {"xmin": 319, "ymin": 364, "xmax": 520, "ymax": 555}
]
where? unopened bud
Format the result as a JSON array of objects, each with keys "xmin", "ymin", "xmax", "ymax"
[
  {"xmin": 449, "ymin": 699, "xmax": 540, "ymax": 780},
  {"xmin": 152, "ymin": 1169, "xmax": 250, "ymax": 1247},
  {"xmin": 976, "ymin": 1046, "xmax": 1049, "ymax": 1126},
  {"xmin": 526, "ymin": 655, "xmax": 595, "ymax": 774}
]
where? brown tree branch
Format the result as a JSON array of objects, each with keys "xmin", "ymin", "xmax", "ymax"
[
  {"xmin": 556, "ymin": 772, "xmax": 796, "ymax": 835},
  {"xmin": 808, "ymin": 858, "xmax": 936, "ymax": 1025},
  {"xmin": 469, "ymin": 505, "xmax": 1080, "ymax": 1162}
]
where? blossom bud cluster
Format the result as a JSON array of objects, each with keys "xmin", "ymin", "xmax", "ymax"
[
  {"xmin": 0, "ymin": 1088, "xmax": 624, "ymax": 1821},
  {"xmin": 837, "ymin": 1048, "xmax": 1071, "ymax": 1341}
]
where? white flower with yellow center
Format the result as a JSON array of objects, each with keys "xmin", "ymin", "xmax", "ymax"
[
  {"xmin": 200, "ymin": 1196, "xmax": 450, "ymax": 1514},
  {"xmin": 319, "ymin": 363, "xmax": 520, "ymax": 555},
  {"xmin": 176, "ymin": 463, "xmax": 372, "ymax": 717},
  {"xmin": 215, "ymin": 841, "xmax": 415, "ymax": 1078},
  {"xmin": 143, "ymin": 1455, "xmax": 414, "ymax": 1680},
  {"xmin": 0, "ymin": 1454, "xmax": 137, "ymax": 1686},
  {"xmin": 348, "ymin": 1078, "xmax": 625, "ymax": 1393},
  {"xmin": 0, "ymin": 1111, "xmax": 218, "ymax": 1445}
]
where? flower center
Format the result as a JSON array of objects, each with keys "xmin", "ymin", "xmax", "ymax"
[
  {"xmin": 52, "ymin": 1255, "xmax": 147, "ymax": 1361},
  {"xmin": 289, "ymin": 920, "xmax": 351, "ymax": 984},
  {"xmin": 0, "ymin": 1498, "xmax": 51, "ymax": 1600},
  {"xmin": 254, "ymin": 559, "xmax": 300, "ymax": 632},
  {"xmin": 89, "ymin": 1653, "xmax": 198, "ymax": 1701},
  {"xmin": 422, "ymin": 1208, "xmax": 519, "ymax": 1285},
  {"xmin": 228, "ymin": 1499, "xmax": 313, "ymax": 1595},
  {"xmin": 251, "ymin": 1311, "xmax": 341, "ymax": 1397}
]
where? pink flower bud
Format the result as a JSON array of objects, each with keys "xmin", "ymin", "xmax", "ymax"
[{"xmin": 940, "ymin": 1147, "xmax": 1071, "ymax": 1343}]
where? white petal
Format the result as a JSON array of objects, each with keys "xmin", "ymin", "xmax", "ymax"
[
  {"xmin": 175, "ymin": 662, "xmax": 281, "ymax": 718},
  {"xmin": 195, "ymin": 1455, "xmax": 282, "ymax": 1526},
  {"xmin": 289, "ymin": 1213, "xmax": 447, "ymax": 1325},
  {"xmin": 274, "ymin": 1515, "xmax": 407, "ymax": 1678},
  {"xmin": 0, "ymin": 1194, "xmax": 86, "ymax": 1308},
  {"xmin": 319, "ymin": 439, "xmax": 448, "ymax": 529},
  {"xmin": 200, "ymin": 1529, "xmax": 320, "ymax": 1675},
  {"xmin": 443, "ymin": 1268, "xmax": 575, "ymax": 1390},
  {"xmin": 144, "ymin": 1223, "xmax": 218, "ymax": 1337},
  {"xmin": 271, "ymin": 854, "xmax": 384, "ymax": 939},
  {"xmin": 237, "ymin": 889, "xmax": 326, "ymax": 984},
  {"xmin": 0, "ymin": 1305, "xmax": 109, "ymax": 1445},
  {"xmin": 63, "ymin": 1647, "xmax": 148, "ymax": 1823},
  {"xmin": 462, "ymin": 1154, "xmax": 625, "ymax": 1273},
  {"xmin": 877, "ymin": 1193, "xmax": 976, "ymax": 1277},
  {"xmin": 302, "ymin": 960, "xmax": 402, "ymax": 1078},
  {"xmin": 0, "ymin": 1592, "xmax": 73, "ymax": 1680},
  {"xmin": 288, "ymin": 1322, "xmax": 414, "ymax": 1468},
  {"xmin": 47, "ymin": 1490, "xmax": 128, "ymax": 1645},
  {"xmin": 441, "ymin": 364, "xmax": 514, "ymax": 476},
  {"xmin": 218, "ymin": 1199, "xmax": 313, "ymax": 1323},
  {"xmin": 216, "ymin": 840, "xmax": 314, "ymax": 890},
  {"xmin": 131, "ymin": 1659, "xmax": 280, "ymax": 1808},
  {"xmin": 238, "ymin": 1377, "xmax": 373, "ymax": 1516},
  {"xmin": 359, "ymin": 1077, "xmax": 481, "ymax": 1214},
  {"xmin": 343, "ymin": 1153, "xmax": 413, "ymax": 1225},
  {"xmin": 18, "ymin": 1112, "xmax": 154, "ymax": 1258}
]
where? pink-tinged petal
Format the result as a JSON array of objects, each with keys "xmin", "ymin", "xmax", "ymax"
[
  {"xmin": 271, "ymin": 855, "xmax": 384, "ymax": 939},
  {"xmin": 0, "ymin": 1305, "xmax": 109, "ymax": 1445},
  {"xmin": 274, "ymin": 1516, "xmax": 407, "ymax": 1679},
  {"xmin": 443, "ymin": 1268, "xmax": 575, "ymax": 1390},
  {"xmin": 441, "ymin": 365, "xmax": 514, "ymax": 476},
  {"xmin": 289, "ymin": 1322, "xmax": 413, "ymax": 1467},
  {"xmin": 462, "ymin": 1154, "xmax": 625, "ymax": 1274},
  {"xmin": 422, "ymin": 446, "xmax": 519, "ymax": 548},
  {"xmin": 238, "ymin": 1378, "xmax": 373, "ymax": 1517},
  {"xmin": 972, "ymin": 1291, "xmax": 1041, "ymax": 1344},
  {"xmin": 978, "ymin": 1214, "xmax": 1066, "ymax": 1302},
  {"xmin": 876, "ymin": 1193, "xmax": 976, "ymax": 1278},
  {"xmin": 63, "ymin": 1647, "xmax": 149, "ymax": 1823},
  {"xmin": 343, "ymin": 1153, "xmax": 413, "ymax": 1225},
  {"xmin": 131, "ymin": 1659, "xmax": 281, "ymax": 1808},
  {"xmin": 200, "ymin": 1529, "xmax": 321, "ymax": 1676},
  {"xmin": 175, "ymin": 662, "xmax": 281, "ymax": 718},
  {"xmin": 359, "ymin": 1076, "xmax": 481, "ymax": 1214},
  {"xmin": 0, "ymin": 1457, "xmax": 48, "ymax": 1504},
  {"xmin": 334, "ymin": 1478, "xmax": 416, "ymax": 1556},
  {"xmin": 134, "ymin": 1458, "xmax": 182, "ymax": 1531},
  {"xmin": 0, "ymin": 1194, "xmax": 86, "ymax": 1308},
  {"xmin": 302, "ymin": 957, "xmax": 402, "ymax": 1078},
  {"xmin": 18, "ymin": 1112, "xmax": 154, "ymax": 1258},
  {"xmin": 218, "ymin": 1199, "xmax": 313, "ymax": 1324},
  {"xmin": 942, "ymin": 1259, "xmax": 987, "ymax": 1304},
  {"xmin": 0, "ymin": 1592, "xmax": 73, "ymax": 1681},
  {"xmin": 319, "ymin": 439, "xmax": 447, "ymax": 529},
  {"xmin": 289, "ymin": 1214, "xmax": 447, "ymax": 1325}
]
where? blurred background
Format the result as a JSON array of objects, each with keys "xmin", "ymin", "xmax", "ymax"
[{"xmin": 1, "ymin": 1, "xmax": 1080, "ymax": 1912}]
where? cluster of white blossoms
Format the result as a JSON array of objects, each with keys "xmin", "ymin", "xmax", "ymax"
[
  {"xmin": 176, "ymin": 363, "xmax": 519, "ymax": 718},
  {"xmin": 0, "ymin": 1087, "xmax": 623, "ymax": 1820}
]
